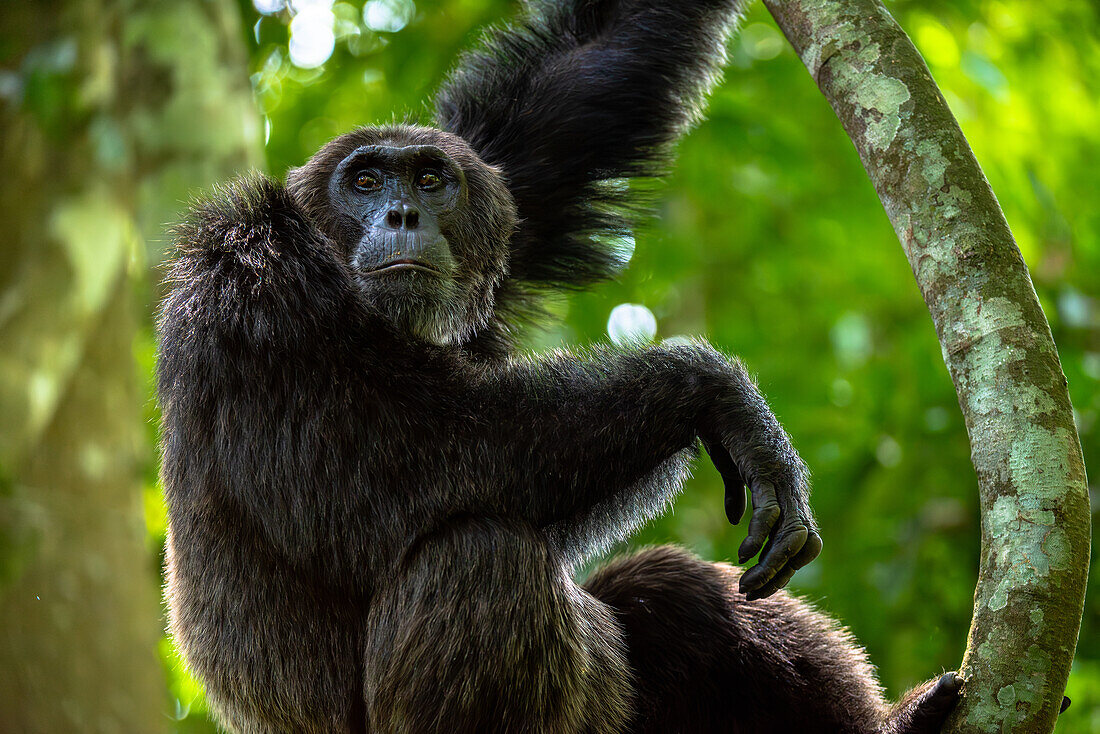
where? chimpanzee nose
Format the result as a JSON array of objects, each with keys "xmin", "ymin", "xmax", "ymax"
[{"xmin": 385, "ymin": 202, "xmax": 420, "ymax": 230}]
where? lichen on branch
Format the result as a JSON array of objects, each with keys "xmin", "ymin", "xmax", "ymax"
[{"xmin": 762, "ymin": 1, "xmax": 1090, "ymax": 732}]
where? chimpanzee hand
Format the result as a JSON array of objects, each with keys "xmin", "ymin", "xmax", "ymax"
[
  {"xmin": 697, "ymin": 362, "xmax": 822, "ymax": 600},
  {"xmin": 701, "ymin": 434, "xmax": 821, "ymax": 600}
]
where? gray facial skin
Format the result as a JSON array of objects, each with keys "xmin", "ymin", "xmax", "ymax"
[
  {"xmin": 326, "ymin": 143, "xmax": 478, "ymax": 344},
  {"xmin": 329, "ymin": 144, "xmax": 465, "ymax": 279}
]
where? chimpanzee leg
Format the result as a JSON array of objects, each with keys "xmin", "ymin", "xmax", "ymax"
[
  {"xmin": 879, "ymin": 673, "xmax": 963, "ymax": 734},
  {"xmin": 584, "ymin": 546, "xmax": 959, "ymax": 734}
]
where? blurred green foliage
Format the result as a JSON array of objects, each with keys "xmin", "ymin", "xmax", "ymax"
[{"xmin": 147, "ymin": 0, "xmax": 1100, "ymax": 730}]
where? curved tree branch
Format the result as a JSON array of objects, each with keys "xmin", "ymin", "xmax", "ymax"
[{"xmin": 760, "ymin": 1, "xmax": 1090, "ymax": 731}]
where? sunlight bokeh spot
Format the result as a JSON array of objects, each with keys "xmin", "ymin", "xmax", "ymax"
[
  {"xmin": 289, "ymin": 5, "xmax": 336, "ymax": 68},
  {"xmin": 607, "ymin": 303, "xmax": 657, "ymax": 345},
  {"xmin": 740, "ymin": 23, "xmax": 784, "ymax": 61},
  {"xmin": 831, "ymin": 312, "xmax": 873, "ymax": 369},
  {"xmin": 875, "ymin": 435, "xmax": 903, "ymax": 468},
  {"xmin": 615, "ymin": 233, "xmax": 636, "ymax": 265},
  {"xmin": 364, "ymin": 0, "xmax": 415, "ymax": 33},
  {"xmin": 253, "ymin": 0, "xmax": 286, "ymax": 14},
  {"xmin": 291, "ymin": 0, "xmax": 334, "ymax": 11}
]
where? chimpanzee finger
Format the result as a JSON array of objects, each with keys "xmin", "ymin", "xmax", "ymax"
[
  {"xmin": 739, "ymin": 523, "xmax": 807, "ymax": 594},
  {"xmin": 725, "ymin": 485, "xmax": 747, "ymax": 525},
  {"xmin": 789, "ymin": 529, "xmax": 822, "ymax": 570},
  {"xmin": 744, "ymin": 564, "xmax": 797, "ymax": 601},
  {"xmin": 758, "ymin": 535, "xmax": 774, "ymax": 566},
  {"xmin": 701, "ymin": 438, "xmax": 746, "ymax": 524},
  {"xmin": 738, "ymin": 481, "xmax": 779, "ymax": 563},
  {"xmin": 743, "ymin": 533, "xmax": 821, "ymax": 600}
]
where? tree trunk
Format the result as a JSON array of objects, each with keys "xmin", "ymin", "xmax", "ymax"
[
  {"xmin": 0, "ymin": 1, "xmax": 261, "ymax": 731},
  {"xmin": 760, "ymin": 1, "xmax": 1090, "ymax": 732}
]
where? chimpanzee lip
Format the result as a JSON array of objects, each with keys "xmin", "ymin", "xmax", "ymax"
[{"xmin": 364, "ymin": 259, "xmax": 440, "ymax": 275}]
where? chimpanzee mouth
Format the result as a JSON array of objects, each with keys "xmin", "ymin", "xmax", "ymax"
[{"xmin": 364, "ymin": 259, "xmax": 441, "ymax": 275}]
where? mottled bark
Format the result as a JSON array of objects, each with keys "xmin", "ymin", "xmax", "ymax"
[
  {"xmin": 0, "ymin": 0, "xmax": 261, "ymax": 731},
  {"xmin": 760, "ymin": 1, "xmax": 1090, "ymax": 732}
]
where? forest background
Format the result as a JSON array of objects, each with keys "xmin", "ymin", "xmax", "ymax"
[{"xmin": 1, "ymin": 0, "xmax": 1097, "ymax": 731}]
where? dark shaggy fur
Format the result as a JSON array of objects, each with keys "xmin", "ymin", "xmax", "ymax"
[
  {"xmin": 586, "ymin": 547, "xmax": 960, "ymax": 734},
  {"xmin": 158, "ymin": 0, "xmax": 960, "ymax": 732},
  {"xmin": 434, "ymin": 0, "xmax": 749, "ymax": 349}
]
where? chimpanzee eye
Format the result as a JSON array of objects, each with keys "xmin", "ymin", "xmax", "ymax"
[
  {"xmin": 354, "ymin": 171, "xmax": 380, "ymax": 191},
  {"xmin": 416, "ymin": 170, "xmax": 442, "ymax": 190}
]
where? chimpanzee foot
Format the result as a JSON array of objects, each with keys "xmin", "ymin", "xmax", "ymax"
[{"xmin": 880, "ymin": 672, "xmax": 963, "ymax": 734}]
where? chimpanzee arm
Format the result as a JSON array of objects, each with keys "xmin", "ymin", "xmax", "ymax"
[
  {"xmin": 465, "ymin": 344, "xmax": 821, "ymax": 597},
  {"xmin": 157, "ymin": 176, "xmax": 383, "ymax": 574},
  {"xmin": 436, "ymin": 0, "xmax": 749, "ymax": 295}
]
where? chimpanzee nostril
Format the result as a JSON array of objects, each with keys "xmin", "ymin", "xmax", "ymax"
[{"xmin": 385, "ymin": 204, "xmax": 420, "ymax": 230}]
